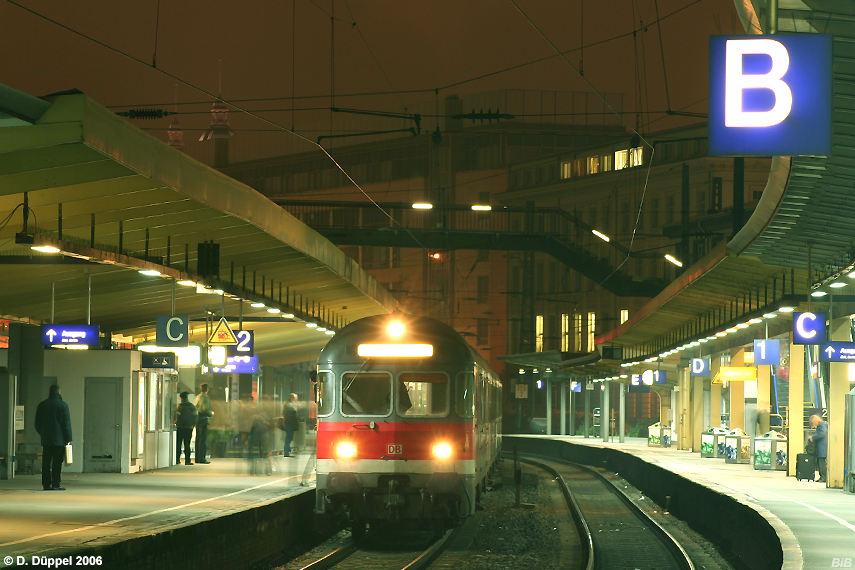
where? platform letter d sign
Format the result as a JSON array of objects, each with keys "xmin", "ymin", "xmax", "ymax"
[{"xmin": 725, "ymin": 39, "xmax": 792, "ymax": 127}]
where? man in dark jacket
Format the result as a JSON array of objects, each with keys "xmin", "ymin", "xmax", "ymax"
[
  {"xmin": 282, "ymin": 393, "xmax": 298, "ymax": 457},
  {"xmin": 175, "ymin": 392, "xmax": 198, "ymax": 465},
  {"xmin": 35, "ymin": 384, "xmax": 72, "ymax": 491},
  {"xmin": 808, "ymin": 414, "xmax": 828, "ymax": 483}
]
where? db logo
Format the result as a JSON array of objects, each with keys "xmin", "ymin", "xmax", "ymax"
[
  {"xmin": 386, "ymin": 443, "xmax": 402, "ymax": 455},
  {"xmin": 832, "ymin": 558, "xmax": 853, "ymax": 568}
]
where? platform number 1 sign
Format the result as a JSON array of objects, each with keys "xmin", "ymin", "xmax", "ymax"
[{"xmin": 753, "ymin": 339, "xmax": 780, "ymax": 365}]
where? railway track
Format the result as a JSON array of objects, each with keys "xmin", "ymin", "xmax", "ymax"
[
  {"xmin": 297, "ymin": 527, "xmax": 458, "ymax": 570},
  {"xmin": 518, "ymin": 454, "xmax": 694, "ymax": 570}
]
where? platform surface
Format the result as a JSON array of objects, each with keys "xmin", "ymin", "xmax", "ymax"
[
  {"xmin": 0, "ymin": 455, "xmax": 315, "ymax": 567},
  {"xmin": 511, "ymin": 435, "xmax": 854, "ymax": 570}
]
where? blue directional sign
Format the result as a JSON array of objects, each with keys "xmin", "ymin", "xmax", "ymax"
[
  {"xmin": 753, "ymin": 339, "xmax": 781, "ymax": 365},
  {"xmin": 709, "ymin": 34, "xmax": 832, "ymax": 156},
  {"xmin": 569, "ymin": 381, "xmax": 581, "ymax": 393},
  {"xmin": 156, "ymin": 315, "xmax": 189, "ymax": 347},
  {"xmin": 818, "ymin": 342, "xmax": 855, "ymax": 363},
  {"xmin": 227, "ymin": 330, "xmax": 254, "ymax": 356},
  {"xmin": 211, "ymin": 355, "xmax": 259, "ymax": 374},
  {"xmin": 41, "ymin": 324, "xmax": 100, "ymax": 346},
  {"xmin": 691, "ymin": 358, "xmax": 710, "ymax": 377},
  {"xmin": 793, "ymin": 312, "xmax": 826, "ymax": 344}
]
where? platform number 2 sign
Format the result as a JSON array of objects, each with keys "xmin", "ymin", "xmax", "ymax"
[{"xmin": 227, "ymin": 330, "xmax": 254, "ymax": 356}]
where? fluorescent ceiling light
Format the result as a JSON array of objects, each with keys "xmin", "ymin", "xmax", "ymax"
[
  {"xmin": 177, "ymin": 280, "xmax": 197, "ymax": 287},
  {"xmin": 830, "ymin": 282, "xmax": 847, "ymax": 288},
  {"xmin": 810, "ymin": 290, "xmax": 827, "ymax": 297},
  {"xmin": 763, "ymin": 313, "xmax": 777, "ymax": 319},
  {"xmin": 471, "ymin": 204, "xmax": 492, "ymax": 211},
  {"xmin": 325, "ymin": 330, "xmax": 335, "ymax": 335},
  {"xmin": 749, "ymin": 318, "xmax": 763, "ymax": 324},
  {"xmin": 281, "ymin": 313, "xmax": 295, "ymax": 319},
  {"xmin": 412, "ymin": 202, "xmax": 433, "ymax": 210},
  {"xmin": 591, "ymin": 229, "xmax": 610, "ymax": 242},
  {"xmin": 316, "ymin": 327, "xmax": 327, "ymax": 332},
  {"xmin": 778, "ymin": 306, "xmax": 795, "ymax": 313},
  {"xmin": 138, "ymin": 269, "xmax": 161, "ymax": 277},
  {"xmin": 212, "ymin": 289, "xmax": 224, "ymax": 295},
  {"xmin": 716, "ymin": 331, "xmax": 728, "ymax": 337},
  {"xmin": 726, "ymin": 327, "xmax": 738, "ymax": 333},
  {"xmin": 31, "ymin": 245, "xmax": 61, "ymax": 253},
  {"xmin": 736, "ymin": 323, "xmax": 749, "ymax": 329},
  {"xmin": 267, "ymin": 307, "xmax": 281, "ymax": 314},
  {"xmin": 250, "ymin": 302, "xmax": 266, "ymax": 308},
  {"xmin": 699, "ymin": 338, "xmax": 709, "ymax": 343},
  {"xmin": 664, "ymin": 254, "xmax": 683, "ymax": 267},
  {"xmin": 305, "ymin": 322, "xmax": 318, "ymax": 328}
]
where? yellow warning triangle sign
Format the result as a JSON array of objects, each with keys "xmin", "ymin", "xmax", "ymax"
[{"xmin": 208, "ymin": 317, "xmax": 238, "ymax": 346}]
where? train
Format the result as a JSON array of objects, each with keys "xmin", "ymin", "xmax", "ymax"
[{"xmin": 313, "ymin": 314, "xmax": 502, "ymax": 534}]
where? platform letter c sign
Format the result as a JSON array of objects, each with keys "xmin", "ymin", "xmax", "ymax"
[
  {"xmin": 725, "ymin": 39, "xmax": 792, "ymax": 127},
  {"xmin": 793, "ymin": 311, "xmax": 826, "ymax": 344}
]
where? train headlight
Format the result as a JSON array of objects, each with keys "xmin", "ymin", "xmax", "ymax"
[
  {"xmin": 432, "ymin": 442, "xmax": 453, "ymax": 460},
  {"xmin": 336, "ymin": 442, "xmax": 357, "ymax": 459}
]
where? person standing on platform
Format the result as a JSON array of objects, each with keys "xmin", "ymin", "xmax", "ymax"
[
  {"xmin": 194, "ymin": 383, "xmax": 213, "ymax": 464},
  {"xmin": 175, "ymin": 392, "xmax": 198, "ymax": 465},
  {"xmin": 35, "ymin": 384, "xmax": 72, "ymax": 491},
  {"xmin": 282, "ymin": 393, "xmax": 299, "ymax": 457},
  {"xmin": 808, "ymin": 414, "xmax": 828, "ymax": 483}
]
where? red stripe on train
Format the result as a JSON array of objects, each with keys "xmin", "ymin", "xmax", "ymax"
[{"xmin": 317, "ymin": 421, "xmax": 475, "ymax": 460}]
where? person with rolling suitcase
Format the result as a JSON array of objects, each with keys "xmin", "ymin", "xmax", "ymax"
[
  {"xmin": 807, "ymin": 414, "xmax": 828, "ymax": 483},
  {"xmin": 796, "ymin": 442, "xmax": 816, "ymax": 482}
]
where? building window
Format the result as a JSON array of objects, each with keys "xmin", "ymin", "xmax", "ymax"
[
  {"xmin": 535, "ymin": 315, "xmax": 544, "ymax": 352},
  {"xmin": 614, "ymin": 149, "xmax": 629, "ymax": 170},
  {"xmin": 587, "ymin": 312, "xmax": 596, "ymax": 352},
  {"xmin": 587, "ymin": 155, "xmax": 600, "ymax": 174},
  {"xmin": 477, "ymin": 318, "xmax": 489, "ymax": 346},
  {"xmin": 601, "ymin": 154, "xmax": 613, "ymax": 172},
  {"xmin": 620, "ymin": 309, "xmax": 629, "ymax": 324},
  {"xmin": 629, "ymin": 146, "xmax": 644, "ymax": 167},
  {"xmin": 561, "ymin": 313, "xmax": 570, "ymax": 352},
  {"xmin": 560, "ymin": 160, "xmax": 573, "ymax": 179},
  {"xmin": 574, "ymin": 314, "xmax": 582, "ymax": 352},
  {"xmin": 477, "ymin": 276, "xmax": 489, "ymax": 303}
]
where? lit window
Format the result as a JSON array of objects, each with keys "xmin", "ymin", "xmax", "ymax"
[
  {"xmin": 630, "ymin": 146, "xmax": 644, "ymax": 167},
  {"xmin": 620, "ymin": 309, "xmax": 629, "ymax": 324},
  {"xmin": 574, "ymin": 314, "xmax": 582, "ymax": 352},
  {"xmin": 587, "ymin": 312, "xmax": 596, "ymax": 352},
  {"xmin": 587, "ymin": 155, "xmax": 600, "ymax": 174},
  {"xmin": 614, "ymin": 149, "xmax": 629, "ymax": 170},
  {"xmin": 601, "ymin": 154, "xmax": 613, "ymax": 172},
  {"xmin": 560, "ymin": 160, "xmax": 573, "ymax": 179},
  {"xmin": 561, "ymin": 314, "xmax": 570, "ymax": 352},
  {"xmin": 535, "ymin": 315, "xmax": 544, "ymax": 352}
]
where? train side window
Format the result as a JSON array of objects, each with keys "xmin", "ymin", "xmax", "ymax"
[
  {"xmin": 341, "ymin": 372, "xmax": 392, "ymax": 416},
  {"xmin": 316, "ymin": 371, "xmax": 333, "ymax": 416},
  {"xmin": 455, "ymin": 372, "xmax": 474, "ymax": 417},
  {"xmin": 399, "ymin": 372, "xmax": 449, "ymax": 416}
]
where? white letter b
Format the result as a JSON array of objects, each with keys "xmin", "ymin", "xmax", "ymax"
[{"xmin": 725, "ymin": 39, "xmax": 792, "ymax": 127}]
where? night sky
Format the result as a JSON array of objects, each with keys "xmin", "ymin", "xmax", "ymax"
[{"xmin": 1, "ymin": 1, "xmax": 744, "ymax": 163}]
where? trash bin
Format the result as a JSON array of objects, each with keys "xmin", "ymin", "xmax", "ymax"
[
  {"xmin": 701, "ymin": 427, "xmax": 728, "ymax": 458},
  {"xmin": 592, "ymin": 407, "xmax": 601, "ymax": 437},
  {"xmin": 753, "ymin": 431, "xmax": 787, "ymax": 470},
  {"xmin": 724, "ymin": 428, "xmax": 751, "ymax": 464},
  {"xmin": 648, "ymin": 422, "xmax": 672, "ymax": 447}
]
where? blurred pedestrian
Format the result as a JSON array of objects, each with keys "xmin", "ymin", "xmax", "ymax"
[
  {"xmin": 282, "ymin": 393, "xmax": 299, "ymax": 457},
  {"xmin": 35, "ymin": 384, "xmax": 72, "ymax": 491},
  {"xmin": 175, "ymin": 392, "xmax": 198, "ymax": 465},
  {"xmin": 194, "ymin": 383, "xmax": 213, "ymax": 464}
]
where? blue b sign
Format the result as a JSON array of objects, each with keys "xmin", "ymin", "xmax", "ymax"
[
  {"xmin": 709, "ymin": 34, "xmax": 831, "ymax": 156},
  {"xmin": 793, "ymin": 312, "xmax": 826, "ymax": 344},
  {"xmin": 753, "ymin": 339, "xmax": 780, "ymax": 365}
]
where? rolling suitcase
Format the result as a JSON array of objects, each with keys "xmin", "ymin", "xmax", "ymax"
[{"xmin": 796, "ymin": 453, "xmax": 816, "ymax": 481}]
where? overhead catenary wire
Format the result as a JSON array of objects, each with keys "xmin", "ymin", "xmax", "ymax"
[{"xmin": 5, "ymin": 0, "xmax": 425, "ymax": 250}]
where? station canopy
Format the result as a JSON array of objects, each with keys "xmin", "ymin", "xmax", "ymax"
[{"xmin": 0, "ymin": 84, "xmax": 398, "ymax": 365}]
